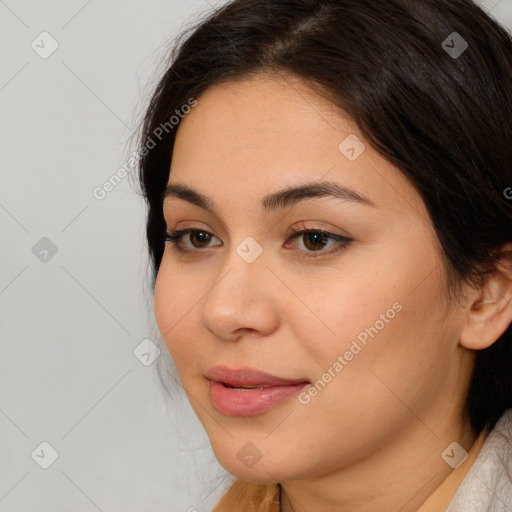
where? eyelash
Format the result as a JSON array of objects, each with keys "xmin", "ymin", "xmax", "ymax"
[{"xmin": 164, "ymin": 223, "xmax": 352, "ymax": 259}]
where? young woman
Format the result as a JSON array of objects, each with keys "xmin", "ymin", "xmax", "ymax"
[{"xmin": 136, "ymin": 0, "xmax": 512, "ymax": 510}]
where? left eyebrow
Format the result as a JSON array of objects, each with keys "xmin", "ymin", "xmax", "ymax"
[{"xmin": 162, "ymin": 180, "xmax": 377, "ymax": 215}]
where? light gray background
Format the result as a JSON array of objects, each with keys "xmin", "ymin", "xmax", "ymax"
[{"xmin": 1, "ymin": 1, "xmax": 511, "ymax": 511}]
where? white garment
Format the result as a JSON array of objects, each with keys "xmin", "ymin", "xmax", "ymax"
[{"xmin": 447, "ymin": 408, "xmax": 512, "ymax": 511}]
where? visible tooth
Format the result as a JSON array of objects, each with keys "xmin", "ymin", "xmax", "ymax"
[{"xmin": 223, "ymin": 382, "xmax": 266, "ymax": 390}]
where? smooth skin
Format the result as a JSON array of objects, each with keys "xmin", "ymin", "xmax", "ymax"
[{"xmin": 153, "ymin": 73, "xmax": 512, "ymax": 512}]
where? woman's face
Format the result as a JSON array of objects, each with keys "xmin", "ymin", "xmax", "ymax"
[{"xmin": 154, "ymin": 74, "xmax": 475, "ymax": 483}]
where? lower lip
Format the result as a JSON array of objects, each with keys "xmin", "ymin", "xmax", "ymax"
[{"xmin": 209, "ymin": 380, "xmax": 309, "ymax": 416}]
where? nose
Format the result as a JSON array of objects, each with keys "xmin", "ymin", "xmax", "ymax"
[{"xmin": 200, "ymin": 244, "xmax": 280, "ymax": 341}]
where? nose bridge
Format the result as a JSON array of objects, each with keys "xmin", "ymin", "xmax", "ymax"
[
  {"xmin": 206, "ymin": 235, "xmax": 267, "ymax": 308},
  {"xmin": 200, "ymin": 235, "xmax": 278, "ymax": 338},
  {"xmin": 214, "ymin": 234, "xmax": 268, "ymax": 295}
]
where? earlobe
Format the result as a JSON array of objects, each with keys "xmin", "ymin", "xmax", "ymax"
[{"xmin": 459, "ymin": 243, "xmax": 512, "ymax": 351}]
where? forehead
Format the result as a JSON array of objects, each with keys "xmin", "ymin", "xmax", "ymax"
[
  {"xmin": 173, "ymin": 75, "xmax": 350, "ymax": 157},
  {"xmin": 168, "ymin": 74, "xmax": 423, "ymax": 218}
]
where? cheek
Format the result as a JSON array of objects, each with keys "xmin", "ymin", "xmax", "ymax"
[
  {"xmin": 294, "ymin": 242, "xmax": 451, "ymax": 408},
  {"xmin": 282, "ymin": 258, "xmax": 408, "ymax": 366},
  {"xmin": 153, "ymin": 266, "xmax": 175, "ymax": 343},
  {"xmin": 303, "ymin": 264, "xmax": 451, "ymax": 426},
  {"xmin": 153, "ymin": 261, "xmax": 198, "ymax": 363}
]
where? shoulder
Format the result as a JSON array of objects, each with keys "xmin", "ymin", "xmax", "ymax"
[{"xmin": 447, "ymin": 409, "xmax": 512, "ymax": 512}]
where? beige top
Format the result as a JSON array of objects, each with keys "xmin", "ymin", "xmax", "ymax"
[{"xmin": 212, "ymin": 428, "xmax": 488, "ymax": 512}]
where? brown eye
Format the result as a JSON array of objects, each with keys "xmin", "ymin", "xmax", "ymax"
[
  {"xmin": 188, "ymin": 230, "xmax": 212, "ymax": 248},
  {"xmin": 301, "ymin": 232, "xmax": 330, "ymax": 251},
  {"xmin": 165, "ymin": 229, "xmax": 221, "ymax": 253},
  {"xmin": 284, "ymin": 226, "xmax": 353, "ymax": 259}
]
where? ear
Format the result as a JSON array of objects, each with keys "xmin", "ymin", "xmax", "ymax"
[{"xmin": 459, "ymin": 243, "xmax": 512, "ymax": 350}]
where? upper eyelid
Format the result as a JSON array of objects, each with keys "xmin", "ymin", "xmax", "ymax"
[
  {"xmin": 162, "ymin": 191, "xmax": 373, "ymax": 235},
  {"xmin": 165, "ymin": 224, "xmax": 352, "ymax": 240}
]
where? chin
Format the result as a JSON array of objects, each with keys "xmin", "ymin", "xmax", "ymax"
[{"xmin": 212, "ymin": 447, "xmax": 289, "ymax": 484}]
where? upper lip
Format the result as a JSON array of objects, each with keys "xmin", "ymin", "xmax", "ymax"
[{"xmin": 205, "ymin": 365, "xmax": 309, "ymax": 387}]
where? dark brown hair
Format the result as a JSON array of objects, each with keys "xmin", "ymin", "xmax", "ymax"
[{"xmin": 136, "ymin": 0, "xmax": 512, "ymax": 434}]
